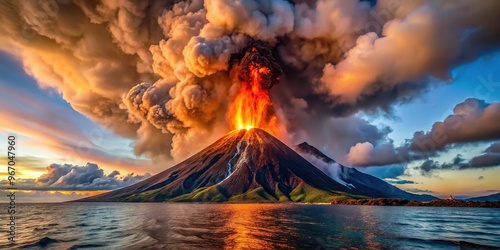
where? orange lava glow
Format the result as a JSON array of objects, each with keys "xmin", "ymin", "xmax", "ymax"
[{"xmin": 229, "ymin": 64, "xmax": 274, "ymax": 131}]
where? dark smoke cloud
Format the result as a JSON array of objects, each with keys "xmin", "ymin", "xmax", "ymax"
[
  {"xmin": 231, "ymin": 41, "xmax": 282, "ymax": 89},
  {"xmin": 1, "ymin": 0, "xmax": 500, "ymax": 164}
]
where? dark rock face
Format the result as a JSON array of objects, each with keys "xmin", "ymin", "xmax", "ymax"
[
  {"xmin": 77, "ymin": 129, "xmax": 357, "ymax": 202},
  {"xmin": 296, "ymin": 142, "xmax": 438, "ymax": 202}
]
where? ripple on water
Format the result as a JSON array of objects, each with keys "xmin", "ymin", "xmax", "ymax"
[
  {"xmin": 67, "ymin": 243, "xmax": 107, "ymax": 249},
  {"xmin": 4, "ymin": 203, "xmax": 499, "ymax": 250},
  {"xmin": 20, "ymin": 236, "xmax": 59, "ymax": 249}
]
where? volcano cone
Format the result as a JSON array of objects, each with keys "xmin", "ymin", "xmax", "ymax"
[{"xmin": 78, "ymin": 128, "xmax": 362, "ymax": 202}]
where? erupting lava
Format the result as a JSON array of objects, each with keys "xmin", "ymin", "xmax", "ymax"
[
  {"xmin": 227, "ymin": 43, "xmax": 282, "ymax": 133},
  {"xmin": 230, "ymin": 64, "xmax": 273, "ymax": 130}
]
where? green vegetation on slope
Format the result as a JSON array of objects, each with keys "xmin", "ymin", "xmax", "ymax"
[
  {"xmin": 289, "ymin": 182, "xmax": 365, "ymax": 203},
  {"xmin": 132, "ymin": 182, "xmax": 367, "ymax": 203},
  {"xmin": 169, "ymin": 185, "xmax": 228, "ymax": 202}
]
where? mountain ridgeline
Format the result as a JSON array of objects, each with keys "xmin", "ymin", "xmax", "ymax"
[
  {"xmin": 466, "ymin": 193, "xmax": 500, "ymax": 202},
  {"xmin": 78, "ymin": 128, "xmax": 436, "ymax": 203},
  {"xmin": 296, "ymin": 142, "xmax": 437, "ymax": 202}
]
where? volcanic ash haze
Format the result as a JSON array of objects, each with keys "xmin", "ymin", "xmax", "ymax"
[{"xmin": 79, "ymin": 128, "xmax": 360, "ymax": 202}]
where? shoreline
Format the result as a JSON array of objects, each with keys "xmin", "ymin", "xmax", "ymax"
[{"xmin": 331, "ymin": 198, "xmax": 500, "ymax": 208}]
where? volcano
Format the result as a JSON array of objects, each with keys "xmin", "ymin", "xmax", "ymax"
[{"xmin": 79, "ymin": 128, "xmax": 363, "ymax": 202}]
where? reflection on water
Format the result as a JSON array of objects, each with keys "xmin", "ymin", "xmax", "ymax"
[
  {"xmin": 358, "ymin": 206, "xmax": 384, "ymax": 250},
  {"xmin": 1, "ymin": 203, "xmax": 499, "ymax": 249}
]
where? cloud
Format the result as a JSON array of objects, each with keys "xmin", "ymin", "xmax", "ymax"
[
  {"xmin": 318, "ymin": 1, "xmax": 500, "ymax": 106},
  {"xmin": 409, "ymin": 99, "xmax": 500, "ymax": 153},
  {"xmin": 403, "ymin": 188, "xmax": 436, "ymax": 194},
  {"xmin": 34, "ymin": 162, "xmax": 151, "ymax": 191},
  {"xmin": 345, "ymin": 141, "xmax": 422, "ymax": 166},
  {"xmin": 468, "ymin": 152, "xmax": 500, "ymax": 168},
  {"xmin": 205, "ymin": 0, "xmax": 295, "ymax": 41},
  {"xmin": 0, "ymin": 62, "xmax": 167, "ymax": 174},
  {"xmin": 0, "ymin": 0, "xmax": 171, "ymax": 159},
  {"xmin": 414, "ymin": 142, "xmax": 500, "ymax": 174},
  {"xmin": 386, "ymin": 179, "xmax": 416, "ymax": 185},
  {"xmin": 417, "ymin": 159, "xmax": 441, "ymax": 176},
  {"xmin": 359, "ymin": 165, "xmax": 407, "ymax": 179},
  {"xmin": 485, "ymin": 141, "xmax": 500, "ymax": 153},
  {"xmin": 466, "ymin": 141, "xmax": 500, "ymax": 168},
  {"xmin": 344, "ymin": 98, "xmax": 500, "ymax": 167},
  {"xmin": 0, "ymin": 190, "xmax": 100, "ymax": 203},
  {"xmin": 280, "ymin": 101, "xmax": 392, "ymax": 163}
]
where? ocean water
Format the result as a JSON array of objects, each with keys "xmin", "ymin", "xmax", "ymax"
[{"xmin": 2, "ymin": 203, "xmax": 499, "ymax": 249}]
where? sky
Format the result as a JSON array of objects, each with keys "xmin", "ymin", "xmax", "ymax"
[{"xmin": 1, "ymin": 0, "xmax": 500, "ymax": 202}]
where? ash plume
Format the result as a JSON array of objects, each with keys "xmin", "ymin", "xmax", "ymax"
[
  {"xmin": 1, "ymin": 0, "xmax": 500, "ymax": 163},
  {"xmin": 231, "ymin": 41, "xmax": 282, "ymax": 89}
]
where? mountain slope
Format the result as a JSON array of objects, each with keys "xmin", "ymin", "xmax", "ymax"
[
  {"xmin": 296, "ymin": 142, "xmax": 438, "ymax": 202},
  {"xmin": 78, "ymin": 129, "xmax": 364, "ymax": 202},
  {"xmin": 466, "ymin": 192, "xmax": 500, "ymax": 202}
]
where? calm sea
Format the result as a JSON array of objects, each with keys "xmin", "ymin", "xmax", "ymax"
[{"xmin": 1, "ymin": 203, "xmax": 499, "ymax": 249}]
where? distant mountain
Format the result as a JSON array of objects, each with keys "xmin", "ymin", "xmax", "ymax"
[
  {"xmin": 466, "ymin": 192, "xmax": 500, "ymax": 202},
  {"xmin": 78, "ymin": 129, "xmax": 365, "ymax": 203},
  {"xmin": 296, "ymin": 142, "xmax": 438, "ymax": 202}
]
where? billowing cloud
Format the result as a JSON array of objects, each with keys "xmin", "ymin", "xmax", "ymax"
[
  {"xmin": 469, "ymin": 152, "xmax": 500, "ymax": 169},
  {"xmin": 205, "ymin": 0, "xmax": 295, "ymax": 41},
  {"xmin": 35, "ymin": 162, "xmax": 151, "ymax": 190},
  {"xmin": 417, "ymin": 159, "xmax": 441, "ymax": 175},
  {"xmin": 318, "ymin": 1, "xmax": 500, "ymax": 105},
  {"xmin": 0, "ymin": 0, "xmax": 168, "ymax": 159},
  {"xmin": 1, "ymin": 0, "xmax": 499, "ymax": 165},
  {"xmin": 359, "ymin": 165, "xmax": 406, "ymax": 179},
  {"xmin": 278, "ymin": 98, "xmax": 393, "ymax": 163},
  {"xmin": 345, "ymin": 98, "xmax": 500, "ymax": 167},
  {"xmin": 0, "ymin": 74, "xmax": 157, "ymax": 173},
  {"xmin": 409, "ymin": 98, "xmax": 500, "ymax": 152},
  {"xmin": 414, "ymin": 142, "xmax": 500, "ymax": 174},
  {"xmin": 346, "ymin": 142, "xmax": 408, "ymax": 166}
]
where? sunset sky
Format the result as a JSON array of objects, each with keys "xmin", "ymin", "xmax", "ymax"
[{"xmin": 1, "ymin": 0, "xmax": 499, "ymax": 202}]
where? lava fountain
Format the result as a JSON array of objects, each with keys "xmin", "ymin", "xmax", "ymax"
[
  {"xmin": 231, "ymin": 64, "xmax": 272, "ymax": 130},
  {"xmin": 227, "ymin": 43, "xmax": 282, "ymax": 133}
]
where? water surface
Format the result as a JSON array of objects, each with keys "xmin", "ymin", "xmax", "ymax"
[{"xmin": 2, "ymin": 203, "xmax": 499, "ymax": 249}]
